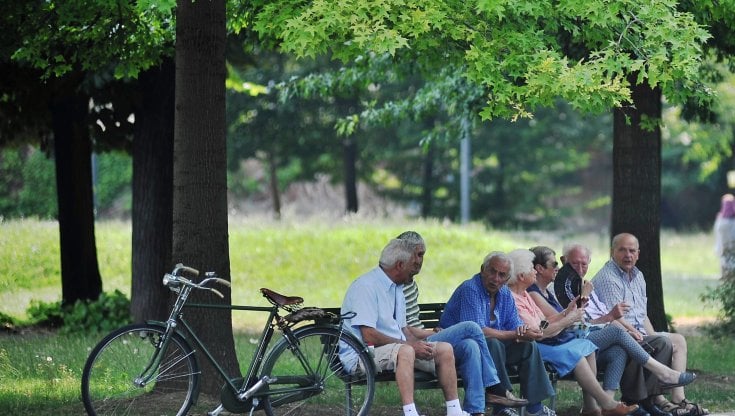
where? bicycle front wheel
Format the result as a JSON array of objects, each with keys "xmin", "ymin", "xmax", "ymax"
[
  {"xmin": 81, "ymin": 323, "xmax": 200, "ymax": 416},
  {"xmin": 260, "ymin": 326, "xmax": 374, "ymax": 416}
]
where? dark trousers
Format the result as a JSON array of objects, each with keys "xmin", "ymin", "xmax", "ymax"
[
  {"xmin": 620, "ymin": 334, "xmax": 673, "ymax": 402},
  {"xmin": 486, "ymin": 338, "xmax": 556, "ymax": 405}
]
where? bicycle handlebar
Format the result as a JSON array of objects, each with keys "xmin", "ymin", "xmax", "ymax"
[{"xmin": 163, "ymin": 263, "xmax": 231, "ymax": 298}]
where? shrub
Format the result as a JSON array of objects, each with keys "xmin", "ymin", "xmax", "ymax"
[
  {"xmin": 701, "ymin": 277, "xmax": 735, "ymax": 338},
  {"xmin": 26, "ymin": 290, "xmax": 131, "ymax": 334}
]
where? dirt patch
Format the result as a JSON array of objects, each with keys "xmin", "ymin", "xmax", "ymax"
[{"xmin": 672, "ymin": 316, "xmax": 718, "ymax": 337}]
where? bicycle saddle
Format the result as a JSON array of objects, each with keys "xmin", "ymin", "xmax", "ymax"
[{"xmin": 260, "ymin": 288, "xmax": 304, "ymax": 307}]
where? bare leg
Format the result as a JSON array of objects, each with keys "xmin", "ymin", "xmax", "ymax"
[
  {"xmin": 434, "ymin": 341, "xmax": 460, "ymax": 401},
  {"xmin": 395, "ymin": 345, "xmax": 416, "ymax": 405},
  {"xmin": 642, "ymin": 357, "xmax": 681, "ymax": 384},
  {"xmin": 668, "ymin": 333, "xmax": 688, "ymax": 403},
  {"xmin": 573, "ymin": 356, "xmax": 618, "ymax": 410}
]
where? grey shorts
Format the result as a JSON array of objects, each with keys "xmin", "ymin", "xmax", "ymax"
[{"xmin": 370, "ymin": 342, "xmax": 436, "ymax": 375}]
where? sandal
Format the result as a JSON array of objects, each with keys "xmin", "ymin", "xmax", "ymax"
[
  {"xmin": 675, "ymin": 400, "xmax": 709, "ymax": 416},
  {"xmin": 656, "ymin": 399, "xmax": 690, "ymax": 416}
]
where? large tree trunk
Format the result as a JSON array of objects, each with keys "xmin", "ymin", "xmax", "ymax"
[
  {"xmin": 51, "ymin": 89, "xmax": 103, "ymax": 305},
  {"xmin": 130, "ymin": 58, "xmax": 175, "ymax": 323},
  {"xmin": 174, "ymin": 0, "xmax": 237, "ymax": 395},
  {"xmin": 611, "ymin": 79, "xmax": 666, "ymax": 331}
]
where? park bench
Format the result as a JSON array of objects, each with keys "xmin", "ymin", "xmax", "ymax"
[{"xmin": 321, "ymin": 302, "xmax": 568, "ymax": 410}]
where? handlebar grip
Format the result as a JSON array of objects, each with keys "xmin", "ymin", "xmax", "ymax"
[
  {"xmin": 212, "ymin": 278, "xmax": 231, "ymax": 288},
  {"xmin": 174, "ymin": 263, "xmax": 200, "ymax": 277}
]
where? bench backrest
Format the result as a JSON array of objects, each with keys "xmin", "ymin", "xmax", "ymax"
[{"xmin": 320, "ymin": 303, "xmax": 446, "ymax": 329}]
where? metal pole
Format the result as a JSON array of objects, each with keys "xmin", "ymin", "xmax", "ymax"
[{"xmin": 460, "ymin": 117, "xmax": 470, "ymax": 224}]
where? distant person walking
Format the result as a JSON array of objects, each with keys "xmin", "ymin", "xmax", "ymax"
[{"xmin": 713, "ymin": 193, "xmax": 735, "ymax": 279}]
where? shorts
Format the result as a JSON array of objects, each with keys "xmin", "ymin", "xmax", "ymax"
[{"xmin": 369, "ymin": 342, "xmax": 437, "ymax": 375}]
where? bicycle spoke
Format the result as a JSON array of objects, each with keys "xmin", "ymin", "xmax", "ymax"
[
  {"xmin": 82, "ymin": 324, "xmax": 199, "ymax": 416},
  {"xmin": 260, "ymin": 327, "xmax": 374, "ymax": 416}
]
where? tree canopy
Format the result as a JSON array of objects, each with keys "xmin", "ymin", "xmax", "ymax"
[{"xmin": 252, "ymin": 0, "xmax": 712, "ymax": 120}]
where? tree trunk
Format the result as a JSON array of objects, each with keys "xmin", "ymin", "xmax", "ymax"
[
  {"xmin": 51, "ymin": 90, "xmax": 103, "ymax": 306},
  {"xmin": 611, "ymin": 79, "xmax": 666, "ymax": 331},
  {"xmin": 131, "ymin": 57, "xmax": 175, "ymax": 323},
  {"xmin": 421, "ymin": 139, "xmax": 435, "ymax": 218},
  {"xmin": 344, "ymin": 137, "xmax": 358, "ymax": 213},
  {"xmin": 174, "ymin": 0, "xmax": 238, "ymax": 395},
  {"xmin": 267, "ymin": 149, "xmax": 281, "ymax": 219}
]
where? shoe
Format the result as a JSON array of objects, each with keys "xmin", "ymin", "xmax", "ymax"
[
  {"xmin": 628, "ymin": 406, "xmax": 650, "ymax": 416},
  {"xmin": 494, "ymin": 409, "xmax": 519, "ymax": 416},
  {"xmin": 601, "ymin": 403, "xmax": 639, "ymax": 416},
  {"xmin": 641, "ymin": 403, "xmax": 672, "ymax": 416},
  {"xmin": 660, "ymin": 371, "xmax": 697, "ymax": 390},
  {"xmin": 675, "ymin": 399, "xmax": 709, "ymax": 416},
  {"xmin": 527, "ymin": 405, "xmax": 556, "ymax": 416},
  {"xmin": 657, "ymin": 399, "xmax": 710, "ymax": 416},
  {"xmin": 486, "ymin": 391, "xmax": 529, "ymax": 408}
]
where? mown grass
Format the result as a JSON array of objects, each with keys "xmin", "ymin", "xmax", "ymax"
[
  {"xmin": 0, "ymin": 218, "xmax": 723, "ymax": 322},
  {"xmin": 0, "ymin": 218, "xmax": 731, "ymax": 415}
]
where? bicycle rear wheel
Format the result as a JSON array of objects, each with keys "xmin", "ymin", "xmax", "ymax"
[
  {"xmin": 81, "ymin": 323, "xmax": 200, "ymax": 416},
  {"xmin": 260, "ymin": 326, "xmax": 374, "ymax": 416}
]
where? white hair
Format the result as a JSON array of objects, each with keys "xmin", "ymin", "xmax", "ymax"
[{"xmin": 507, "ymin": 249, "xmax": 535, "ymax": 284}]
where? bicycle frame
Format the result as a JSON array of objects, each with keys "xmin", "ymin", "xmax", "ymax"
[
  {"xmin": 141, "ymin": 299, "xmax": 337, "ymax": 414},
  {"xmin": 82, "ymin": 264, "xmax": 373, "ymax": 416},
  {"xmin": 179, "ymin": 302, "xmax": 281, "ymax": 396}
]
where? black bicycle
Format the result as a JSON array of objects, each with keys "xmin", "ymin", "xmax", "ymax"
[{"xmin": 80, "ymin": 263, "xmax": 375, "ymax": 416}]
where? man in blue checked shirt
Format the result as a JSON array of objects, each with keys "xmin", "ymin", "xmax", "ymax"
[{"xmin": 440, "ymin": 251, "xmax": 556, "ymax": 416}]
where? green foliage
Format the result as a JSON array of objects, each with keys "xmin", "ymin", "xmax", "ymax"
[
  {"xmin": 253, "ymin": 0, "xmax": 713, "ymax": 120},
  {"xmin": 18, "ymin": 150, "xmax": 58, "ymax": 219},
  {"xmin": 0, "ymin": 147, "xmax": 57, "ymax": 219},
  {"xmin": 0, "ymin": 147, "xmax": 133, "ymax": 219},
  {"xmin": 26, "ymin": 290, "xmax": 131, "ymax": 334},
  {"xmin": 0, "ymin": 148, "xmax": 24, "ymax": 217},
  {"xmin": 701, "ymin": 277, "xmax": 735, "ymax": 338},
  {"xmin": 10, "ymin": 0, "xmax": 175, "ymax": 79},
  {"xmin": 0, "ymin": 311, "xmax": 16, "ymax": 328},
  {"xmin": 93, "ymin": 151, "xmax": 132, "ymax": 216}
]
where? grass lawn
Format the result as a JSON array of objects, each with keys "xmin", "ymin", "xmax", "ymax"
[
  {"xmin": 0, "ymin": 218, "xmax": 732, "ymax": 415},
  {"xmin": 0, "ymin": 218, "xmax": 723, "ymax": 323}
]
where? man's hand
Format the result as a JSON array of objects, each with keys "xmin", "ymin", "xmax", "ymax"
[
  {"xmin": 564, "ymin": 299, "xmax": 585, "ymax": 322},
  {"xmin": 628, "ymin": 329, "xmax": 644, "ymax": 341},
  {"xmin": 609, "ymin": 302, "xmax": 630, "ymax": 320},
  {"xmin": 407, "ymin": 340, "xmax": 434, "ymax": 360},
  {"xmin": 581, "ymin": 280, "xmax": 594, "ymax": 298}
]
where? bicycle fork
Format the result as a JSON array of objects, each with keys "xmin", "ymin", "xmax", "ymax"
[{"xmin": 207, "ymin": 375, "xmax": 278, "ymax": 416}]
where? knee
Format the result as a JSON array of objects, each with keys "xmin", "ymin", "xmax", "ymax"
[
  {"xmin": 454, "ymin": 339, "xmax": 480, "ymax": 361},
  {"xmin": 608, "ymin": 325, "xmax": 626, "ymax": 337},
  {"xmin": 435, "ymin": 342, "xmax": 455, "ymax": 365},
  {"xmin": 397, "ymin": 344, "xmax": 416, "ymax": 366},
  {"xmin": 457, "ymin": 320, "xmax": 484, "ymax": 336},
  {"xmin": 670, "ymin": 333, "xmax": 687, "ymax": 353}
]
